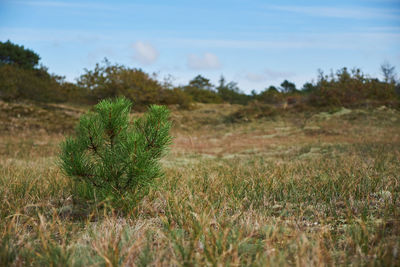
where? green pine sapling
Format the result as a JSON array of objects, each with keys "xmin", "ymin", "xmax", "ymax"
[{"xmin": 60, "ymin": 97, "xmax": 171, "ymax": 204}]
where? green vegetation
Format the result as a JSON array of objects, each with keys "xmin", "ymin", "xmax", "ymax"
[
  {"xmin": 280, "ymin": 79, "xmax": 297, "ymax": 93},
  {"xmin": 77, "ymin": 59, "xmax": 192, "ymax": 109},
  {"xmin": 0, "ymin": 64, "xmax": 67, "ymax": 102},
  {"xmin": 308, "ymin": 67, "xmax": 398, "ymax": 108},
  {"xmin": 0, "ymin": 40, "xmax": 40, "ymax": 70},
  {"xmin": 180, "ymin": 75, "xmax": 222, "ymax": 104},
  {"xmin": 60, "ymin": 97, "xmax": 171, "ymax": 208}
]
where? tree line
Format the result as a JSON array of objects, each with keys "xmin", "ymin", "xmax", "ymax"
[{"xmin": 1, "ymin": 40, "xmax": 399, "ymax": 110}]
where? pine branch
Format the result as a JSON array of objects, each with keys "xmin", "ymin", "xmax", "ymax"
[
  {"xmin": 60, "ymin": 98, "xmax": 171, "ymax": 205},
  {"xmin": 75, "ymin": 172, "xmax": 100, "ymax": 187}
]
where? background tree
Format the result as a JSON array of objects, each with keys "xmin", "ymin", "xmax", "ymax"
[
  {"xmin": 0, "ymin": 41, "xmax": 70, "ymax": 102},
  {"xmin": 188, "ymin": 75, "xmax": 215, "ymax": 91},
  {"xmin": 257, "ymin": 86, "xmax": 283, "ymax": 104},
  {"xmin": 301, "ymin": 82, "xmax": 316, "ymax": 93},
  {"xmin": 309, "ymin": 67, "xmax": 398, "ymax": 107},
  {"xmin": 216, "ymin": 75, "xmax": 251, "ymax": 104},
  {"xmin": 381, "ymin": 61, "xmax": 397, "ymax": 84},
  {"xmin": 280, "ymin": 80, "xmax": 297, "ymax": 93},
  {"xmin": 183, "ymin": 75, "xmax": 222, "ymax": 103},
  {"xmin": 0, "ymin": 40, "xmax": 40, "ymax": 69},
  {"xmin": 77, "ymin": 59, "xmax": 192, "ymax": 109}
]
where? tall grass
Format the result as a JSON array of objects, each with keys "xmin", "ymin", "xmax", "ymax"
[{"xmin": 0, "ymin": 105, "xmax": 399, "ymax": 266}]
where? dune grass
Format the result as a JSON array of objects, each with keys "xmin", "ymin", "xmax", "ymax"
[{"xmin": 0, "ymin": 104, "xmax": 399, "ymax": 266}]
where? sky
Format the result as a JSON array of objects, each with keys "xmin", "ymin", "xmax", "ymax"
[{"xmin": 0, "ymin": 0, "xmax": 399, "ymax": 93}]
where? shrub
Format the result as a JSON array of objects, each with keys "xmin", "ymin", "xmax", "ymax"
[
  {"xmin": 77, "ymin": 60, "xmax": 165, "ymax": 109},
  {"xmin": 182, "ymin": 75, "xmax": 223, "ymax": 103},
  {"xmin": 183, "ymin": 85, "xmax": 223, "ymax": 104},
  {"xmin": 226, "ymin": 101, "xmax": 277, "ymax": 122},
  {"xmin": 308, "ymin": 68, "xmax": 399, "ymax": 108},
  {"xmin": 256, "ymin": 86, "xmax": 284, "ymax": 104},
  {"xmin": 160, "ymin": 87, "xmax": 193, "ymax": 110},
  {"xmin": 216, "ymin": 76, "xmax": 251, "ymax": 105},
  {"xmin": 60, "ymin": 97, "xmax": 171, "ymax": 207},
  {"xmin": 77, "ymin": 59, "xmax": 193, "ymax": 109},
  {"xmin": 0, "ymin": 65, "xmax": 65, "ymax": 102}
]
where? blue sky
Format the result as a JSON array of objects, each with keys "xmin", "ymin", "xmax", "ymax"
[{"xmin": 0, "ymin": 0, "xmax": 399, "ymax": 93}]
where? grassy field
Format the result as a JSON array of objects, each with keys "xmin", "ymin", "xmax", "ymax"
[{"xmin": 1, "ymin": 101, "xmax": 399, "ymax": 266}]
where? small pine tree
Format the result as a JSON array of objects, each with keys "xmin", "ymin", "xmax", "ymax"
[{"xmin": 60, "ymin": 97, "xmax": 171, "ymax": 204}]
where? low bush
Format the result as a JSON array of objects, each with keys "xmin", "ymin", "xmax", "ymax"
[
  {"xmin": 226, "ymin": 101, "xmax": 278, "ymax": 122},
  {"xmin": 308, "ymin": 68, "xmax": 399, "ymax": 108},
  {"xmin": 0, "ymin": 65, "xmax": 65, "ymax": 102}
]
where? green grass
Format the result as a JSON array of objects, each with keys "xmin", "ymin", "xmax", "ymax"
[{"xmin": 0, "ymin": 103, "xmax": 399, "ymax": 266}]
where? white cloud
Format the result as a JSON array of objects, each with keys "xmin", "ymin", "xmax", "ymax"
[
  {"xmin": 187, "ymin": 52, "xmax": 221, "ymax": 70},
  {"xmin": 132, "ymin": 41, "xmax": 159, "ymax": 65},
  {"xmin": 245, "ymin": 69, "xmax": 294, "ymax": 83}
]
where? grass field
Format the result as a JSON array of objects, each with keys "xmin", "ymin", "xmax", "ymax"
[{"xmin": 1, "ymin": 101, "xmax": 399, "ymax": 266}]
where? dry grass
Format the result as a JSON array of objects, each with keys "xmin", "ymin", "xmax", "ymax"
[{"xmin": 1, "ymin": 102, "xmax": 399, "ymax": 266}]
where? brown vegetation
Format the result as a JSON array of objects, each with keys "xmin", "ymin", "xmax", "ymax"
[{"xmin": 1, "ymin": 102, "xmax": 399, "ymax": 266}]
